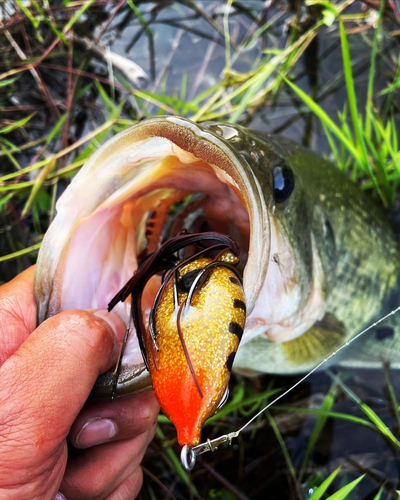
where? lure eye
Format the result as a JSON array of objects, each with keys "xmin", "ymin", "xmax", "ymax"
[{"xmin": 272, "ymin": 163, "xmax": 294, "ymax": 203}]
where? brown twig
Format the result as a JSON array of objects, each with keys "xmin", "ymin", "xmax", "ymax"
[
  {"xmin": 3, "ymin": 29, "xmax": 60, "ymax": 119},
  {"xmin": 142, "ymin": 466, "xmax": 179, "ymax": 500},
  {"xmin": 40, "ymin": 63, "xmax": 125, "ymax": 89},
  {"xmin": 61, "ymin": 22, "xmax": 74, "ymax": 156},
  {"xmin": 69, "ymin": 0, "xmax": 126, "ymax": 114}
]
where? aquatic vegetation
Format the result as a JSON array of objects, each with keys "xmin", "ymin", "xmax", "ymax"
[
  {"xmin": 1, "ymin": 1, "xmax": 400, "ymax": 498},
  {"xmin": 285, "ymin": 7, "xmax": 400, "ymax": 207}
]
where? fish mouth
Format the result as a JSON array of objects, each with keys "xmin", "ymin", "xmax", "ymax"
[{"xmin": 34, "ymin": 117, "xmax": 270, "ymax": 396}]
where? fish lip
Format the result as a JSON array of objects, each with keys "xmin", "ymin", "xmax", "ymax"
[{"xmin": 91, "ymin": 363, "xmax": 150, "ymax": 399}]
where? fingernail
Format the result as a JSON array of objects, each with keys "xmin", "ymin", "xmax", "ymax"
[
  {"xmin": 92, "ymin": 310, "xmax": 125, "ymax": 340},
  {"xmin": 76, "ymin": 417, "xmax": 117, "ymax": 448}
]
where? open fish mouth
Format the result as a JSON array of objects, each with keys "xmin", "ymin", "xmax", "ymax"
[
  {"xmin": 34, "ymin": 116, "xmax": 270, "ymax": 396},
  {"xmin": 34, "ymin": 116, "xmax": 400, "ymax": 393}
]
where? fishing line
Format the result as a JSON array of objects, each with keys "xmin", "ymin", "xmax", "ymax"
[{"xmin": 181, "ymin": 304, "xmax": 400, "ymax": 470}]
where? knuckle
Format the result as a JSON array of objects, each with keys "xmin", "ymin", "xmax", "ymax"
[
  {"xmin": 48, "ymin": 309, "xmax": 114, "ymax": 357},
  {"xmin": 116, "ymin": 468, "xmax": 143, "ymax": 499},
  {"xmin": 0, "ymin": 405, "xmax": 64, "ymax": 488}
]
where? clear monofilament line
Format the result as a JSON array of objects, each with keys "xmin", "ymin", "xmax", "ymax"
[
  {"xmin": 191, "ymin": 304, "xmax": 400, "ymax": 455},
  {"xmin": 235, "ymin": 305, "xmax": 400, "ymax": 434}
]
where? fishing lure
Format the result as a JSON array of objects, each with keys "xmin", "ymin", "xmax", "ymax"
[{"xmin": 108, "ymin": 231, "xmax": 246, "ymax": 465}]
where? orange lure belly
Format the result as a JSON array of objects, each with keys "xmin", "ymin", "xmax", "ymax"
[{"xmin": 145, "ymin": 256, "xmax": 246, "ymax": 446}]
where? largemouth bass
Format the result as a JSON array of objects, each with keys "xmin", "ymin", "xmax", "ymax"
[{"xmin": 33, "ymin": 116, "xmax": 400, "ymax": 399}]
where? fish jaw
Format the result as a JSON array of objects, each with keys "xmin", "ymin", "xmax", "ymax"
[
  {"xmin": 33, "ymin": 117, "xmax": 269, "ymax": 397},
  {"xmin": 244, "ymin": 221, "xmax": 327, "ymax": 344}
]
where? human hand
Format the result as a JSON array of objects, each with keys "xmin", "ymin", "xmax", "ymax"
[{"xmin": 0, "ymin": 267, "xmax": 159, "ymax": 500}]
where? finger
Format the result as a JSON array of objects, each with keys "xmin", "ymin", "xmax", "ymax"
[
  {"xmin": 60, "ymin": 426, "xmax": 155, "ymax": 500},
  {"xmin": 0, "ymin": 266, "xmax": 37, "ymax": 365},
  {"xmin": 70, "ymin": 391, "xmax": 159, "ymax": 449},
  {"xmin": 0, "ymin": 309, "xmax": 125, "ymax": 489},
  {"xmin": 106, "ymin": 467, "xmax": 143, "ymax": 500}
]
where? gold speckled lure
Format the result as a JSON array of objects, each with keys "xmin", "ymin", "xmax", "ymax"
[
  {"xmin": 149, "ymin": 253, "xmax": 245, "ymax": 447},
  {"xmin": 108, "ymin": 231, "xmax": 246, "ymax": 463}
]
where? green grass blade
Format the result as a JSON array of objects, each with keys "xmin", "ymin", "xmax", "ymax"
[
  {"xmin": 266, "ymin": 411, "xmax": 300, "ymax": 497},
  {"xmin": 132, "ymin": 89, "xmax": 177, "ymax": 115},
  {"xmin": 31, "ymin": 0, "xmax": 68, "ymax": 45},
  {"xmin": 48, "ymin": 159, "xmax": 86, "ymax": 179},
  {"xmin": 0, "ymin": 143, "xmax": 21, "ymax": 171},
  {"xmin": 0, "ymin": 243, "xmax": 41, "ymax": 262},
  {"xmin": 241, "ymin": 9, "xmax": 283, "ymax": 51},
  {"xmin": 322, "ymin": 124, "xmax": 343, "ymax": 170},
  {"xmin": 308, "ymin": 467, "xmax": 341, "ymax": 500},
  {"xmin": 365, "ymin": 0, "xmax": 384, "ymax": 138},
  {"xmin": 274, "ymin": 406, "xmax": 376, "ymax": 430},
  {"xmin": 0, "ymin": 113, "xmax": 36, "ymax": 135},
  {"xmin": 22, "ymin": 158, "xmax": 56, "ymax": 217},
  {"xmin": 372, "ymin": 116, "xmax": 400, "ymax": 175},
  {"xmin": 0, "ymin": 181, "xmax": 35, "ymax": 192},
  {"xmin": 0, "ymin": 76, "xmax": 20, "ymax": 88},
  {"xmin": 47, "ymin": 113, "xmax": 68, "ymax": 144},
  {"xmin": 191, "ymin": 86, "xmax": 224, "ymax": 122},
  {"xmin": 228, "ymin": 58, "xmax": 281, "ymax": 123},
  {"xmin": 126, "ymin": 0, "xmax": 154, "ymax": 36},
  {"xmin": 0, "ymin": 193, "xmax": 14, "ymax": 210},
  {"xmin": 379, "ymin": 78, "xmax": 400, "ymax": 96},
  {"xmin": 0, "ymin": 137, "xmax": 19, "ymax": 152},
  {"xmin": 328, "ymin": 371, "xmax": 400, "ymax": 448},
  {"xmin": 372, "ymin": 486, "xmax": 384, "ymax": 500},
  {"xmin": 190, "ymin": 82, "xmax": 223, "ymax": 106},
  {"xmin": 305, "ymin": 1, "xmax": 338, "ymax": 26},
  {"xmin": 207, "ymin": 386, "xmax": 282, "ymax": 425},
  {"xmin": 95, "ymin": 81, "xmax": 116, "ymax": 113},
  {"xmin": 284, "ymin": 77, "xmax": 361, "ymax": 162},
  {"xmin": 63, "ymin": 0, "xmax": 97, "ymax": 34},
  {"xmin": 379, "ymin": 52, "xmax": 400, "ymax": 122},
  {"xmin": 209, "ymin": 18, "xmax": 322, "ymax": 119},
  {"xmin": 339, "ymin": 20, "xmax": 370, "ymax": 174},
  {"xmin": 0, "ymin": 157, "xmax": 53, "ymax": 182},
  {"xmin": 391, "ymin": 115, "xmax": 398, "ymax": 152},
  {"xmin": 360, "ymin": 401, "xmax": 400, "ymax": 447},
  {"xmin": 155, "ymin": 427, "xmax": 198, "ymax": 495},
  {"xmin": 0, "ymin": 121, "xmax": 115, "ymax": 183},
  {"xmin": 326, "ymin": 475, "xmax": 364, "ymax": 500},
  {"xmin": 180, "ymin": 73, "xmax": 187, "ymax": 103},
  {"xmin": 299, "ymin": 383, "xmax": 337, "ymax": 481},
  {"xmin": 223, "ymin": 0, "xmax": 233, "ymax": 71},
  {"xmin": 15, "ymin": 0, "xmax": 39, "ymax": 28}
]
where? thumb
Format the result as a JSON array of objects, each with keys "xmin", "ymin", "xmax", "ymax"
[{"xmin": 0, "ymin": 309, "xmax": 125, "ymax": 493}]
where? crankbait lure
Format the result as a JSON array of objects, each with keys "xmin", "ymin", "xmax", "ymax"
[{"xmin": 108, "ymin": 231, "xmax": 246, "ymax": 465}]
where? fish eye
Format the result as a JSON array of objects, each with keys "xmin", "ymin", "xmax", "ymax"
[{"xmin": 272, "ymin": 162, "xmax": 294, "ymax": 203}]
